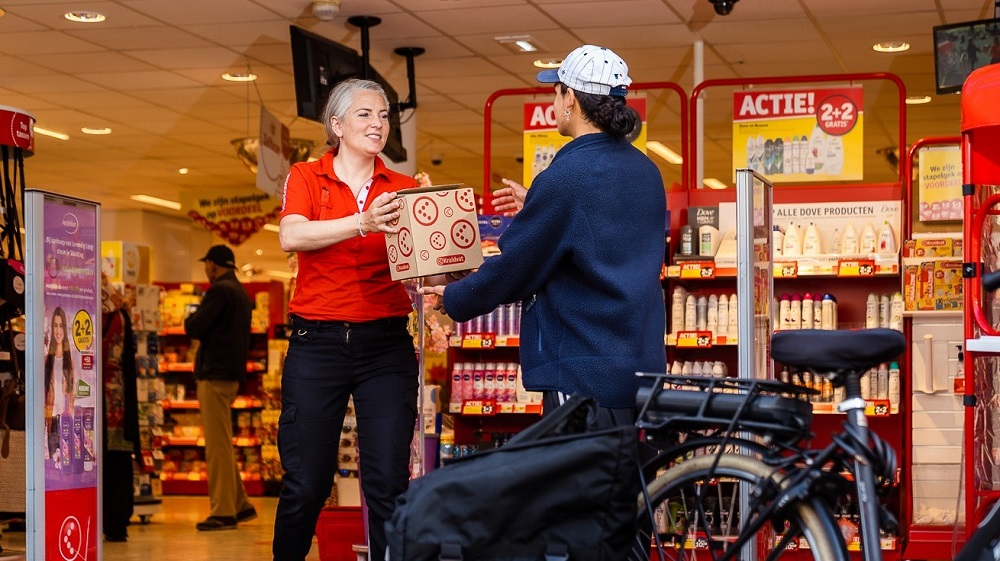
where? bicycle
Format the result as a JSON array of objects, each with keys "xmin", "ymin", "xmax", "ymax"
[{"xmin": 631, "ymin": 327, "xmax": 906, "ymax": 561}]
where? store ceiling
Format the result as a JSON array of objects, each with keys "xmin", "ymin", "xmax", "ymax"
[{"xmin": 0, "ymin": 0, "xmax": 993, "ymax": 278}]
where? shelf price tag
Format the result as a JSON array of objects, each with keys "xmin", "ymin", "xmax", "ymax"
[
  {"xmin": 837, "ymin": 259, "xmax": 875, "ymax": 277},
  {"xmin": 866, "ymin": 400, "xmax": 890, "ymax": 417},
  {"xmin": 461, "ymin": 333, "xmax": 496, "ymax": 349},
  {"xmin": 679, "ymin": 261, "xmax": 715, "ymax": 279},
  {"xmin": 676, "ymin": 331, "xmax": 713, "ymax": 348},
  {"xmin": 774, "ymin": 262, "xmax": 798, "ymax": 278},
  {"xmin": 460, "ymin": 399, "xmax": 497, "ymax": 415}
]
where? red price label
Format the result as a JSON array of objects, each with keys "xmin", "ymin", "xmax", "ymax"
[
  {"xmin": 816, "ymin": 94, "xmax": 859, "ymax": 136},
  {"xmin": 461, "ymin": 333, "xmax": 496, "ymax": 349},
  {"xmin": 460, "ymin": 399, "xmax": 497, "ymax": 415},
  {"xmin": 677, "ymin": 331, "xmax": 713, "ymax": 348},
  {"xmin": 679, "ymin": 261, "xmax": 715, "ymax": 279}
]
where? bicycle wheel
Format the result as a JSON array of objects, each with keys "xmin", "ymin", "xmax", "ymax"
[{"xmin": 633, "ymin": 453, "xmax": 848, "ymax": 561}]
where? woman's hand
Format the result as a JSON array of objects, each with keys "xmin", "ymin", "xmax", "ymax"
[
  {"xmin": 361, "ymin": 192, "xmax": 402, "ymax": 235},
  {"xmin": 491, "ymin": 178, "xmax": 527, "ymax": 216}
]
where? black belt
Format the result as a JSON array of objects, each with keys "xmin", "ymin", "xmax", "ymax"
[{"xmin": 289, "ymin": 314, "xmax": 408, "ymax": 330}]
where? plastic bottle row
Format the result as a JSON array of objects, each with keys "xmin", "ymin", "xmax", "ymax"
[
  {"xmin": 777, "ymin": 292, "xmax": 839, "ymax": 331},
  {"xmin": 453, "ymin": 302, "xmax": 522, "ymax": 338},
  {"xmin": 449, "ymin": 361, "xmax": 543, "ymax": 405},
  {"xmin": 669, "ymin": 360, "xmax": 729, "ymax": 377},
  {"xmin": 865, "ymin": 292, "xmax": 905, "ymax": 331},
  {"xmin": 669, "ymin": 288, "xmax": 738, "ymax": 338},
  {"xmin": 773, "ymin": 220, "xmax": 897, "ymax": 259},
  {"xmin": 778, "ymin": 362, "xmax": 900, "ymax": 407}
]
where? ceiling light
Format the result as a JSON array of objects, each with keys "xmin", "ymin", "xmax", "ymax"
[
  {"xmin": 64, "ymin": 11, "xmax": 106, "ymax": 23},
  {"xmin": 263, "ymin": 224, "xmax": 280, "ymax": 233},
  {"xmin": 0, "ymin": 8, "xmax": 6, "ymax": 18},
  {"xmin": 872, "ymin": 42, "xmax": 909, "ymax": 53},
  {"xmin": 905, "ymin": 95, "xmax": 932, "ymax": 105},
  {"xmin": 312, "ymin": 1, "xmax": 341, "ymax": 22},
  {"xmin": 646, "ymin": 141, "xmax": 683, "ymax": 164},
  {"xmin": 222, "ymin": 72, "xmax": 257, "ymax": 82},
  {"xmin": 232, "ymin": 137, "xmax": 315, "ymax": 175},
  {"xmin": 703, "ymin": 178, "xmax": 729, "ymax": 190},
  {"xmin": 81, "ymin": 127, "xmax": 112, "ymax": 135},
  {"xmin": 34, "ymin": 127, "xmax": 69, "ymax": 141},
  {"xmin": 130, "ymin": 195, "xmax": 181, "ymax": 210},
  {"xmin": 178, "ymin": 168, "xmax": 190, "ymax": 175},
  {"xmin": 533, "ymin": 59, "xmax": 562, "ymax": 69},
  {"xmin": 495, "ymin": 35, "xmax": 541, "ymax": 53}
]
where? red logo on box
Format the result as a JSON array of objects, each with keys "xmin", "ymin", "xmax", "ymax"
[
  {"xmin": 395, "ymin": 263, "xmax": 411, "ymax": 272},
  {"xmin": 437, "ymin": 255, "xmax": 466, "ymax": 266},
  {"xmin": 81, "ymin": 355, "xmax": 94, "ymax": 370}
]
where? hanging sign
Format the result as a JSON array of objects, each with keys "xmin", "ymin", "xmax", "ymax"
[
  {"xmin": 917, "ymin": 145, "xmax": 962, "ymax": 221},
  {"xmin": 522, "ymin": 97, "xmax": 647, "ymax": 187},
  {"xmin": 181, "ymin": 189, "xmax": 280, "ymax": 246},
  {"xmin": 732, "ymin": 87, "xmax": 864, "ymax": 183},
  {"xmin": 256, "ymin": 107, "xmax": 293, "ymax": 201},
  {"xmin": 0, "ymin": 105, "xmax": 35, "ymax": 154}
]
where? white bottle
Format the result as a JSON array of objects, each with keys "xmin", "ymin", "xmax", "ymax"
[
  {"xmin": 717, "ymin": 295, "xmax": 729, "ymax": 340},
  {"xmin": 841, "ymin": 223, "xmax": 859, "ymax": 255},
  {"xmin": 824, "ymin": 136, "xmax": 844, "ymax": 176},
  {"xmin": 699, "ymin": 225, "xmax": 721, "ymax": 257},
  {"xmin": 802, "ymin": 223, "xmax": 822, "ymax": 256},
  {"xmin": 879, "ymin": 295, "xmax": 890, "ymax": 329},
  {"xmin": 860, "ymin": 221, "xmax": 877, "ymax": 255},
  {"xmin": 778, "ymin": 294, "xmax": 791, "ymax": 330},
  {"xmin": 782, "ymin": 223, "xmax": 803, "ymax": 258},
  {"xmin": 685, "ymin": 294, "xmax": 697, "ymax": 331},
  {"xmin": 728, "ymin": 294, "xmax": 739, "ymax": 339},
  {"xmin": 865, "ymin": 293, "xmax": 879, "ymax": 329},
  {"xmin": 876, "ymin": 363, "xmax": 889, "ymax": 400},
  {"xmin": 696, "ymin": 295, "xmax": 708, "ymax": 331},
  {"xmin": 791, "ymin": 136, "xmax": 802, "ymax": 174},
  {"xmin": 712, "ymin": 361, "xmax": 726, "ymax": 377},
  {"xmin": 707, "ymin": 294, "xmax": 719, "ymax": 335},
  {"xmin": 878, "ymin": 221, "xmax": 897, "ymax": 256},
  {"xmin": 801, "ymin": 293, "xmax": 814, "ymax": 329},
  {"xmin": 671, "ymin": 287, "xmax": 686, "ymax": 338},
  {"xmin": 746, "ymin": 135, "xmax": 757, "ymax": 169},
  {"xmin": 831, "ymin": 228, "xmax": 842, "ymax": 256},
  {"xmin": 888, "ymin": 361, "xmax": 901, "ymax": 409},
  {"xmin": 670, "ymin": 360, "xmax": 683, "ymax": 375},
  {"xmin": 821, "ymin": 294, "xmax": 835, "ymax": 330},
  {"xmin": 789, "ymin": 294, "xmax": 802, "ymax": 330},
  {"xmin": 808, "ymin": 125, "xmax": 827, "ymax": 174},
  {"xmin": 773, "ymin": 226, "xmax": 784, "ymax": 259},
  {"xmin": 889, "ymin": 292, "xmax": 904, "ymax": 332}
]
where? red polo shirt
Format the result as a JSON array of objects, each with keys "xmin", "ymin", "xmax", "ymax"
[{"xmin": 280, "ymin": 150, "xmax": 418, "ymax": 321}]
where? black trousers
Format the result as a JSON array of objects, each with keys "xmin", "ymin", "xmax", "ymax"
[
  {"xmin": 102, "ymin": 450, "xmax": 134, "ymax": 540},
  {"xmin": 272, "ymin": 316, "xmax": 418, "ymax": 561}
]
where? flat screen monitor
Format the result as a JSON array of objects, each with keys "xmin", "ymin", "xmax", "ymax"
[
  {"xmin": 289, "ymin": 25, "xmax": 408, "ymax": 162},
  {"xmin": 933, "ymin": 17, "xmax": 1000, "ymax": 95}
]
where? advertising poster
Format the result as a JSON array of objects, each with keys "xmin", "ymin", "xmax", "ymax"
[
  {"xmin": 732, "ymin": 87, "xmax": 864, "ymax": 183},
  {"xmin": 256, "ymin": 107, "xmax": 293, "ymax": 201},
  {"xmin": 522, "ymin": 97, "xmax": 646, "ymax": 186},
  {"xmin": 38, "ymin": 193, "xmax": 101, "ymax": 561},
  {"xmin": 917, "ymin": 145, "xmax": 962, "ymax": 221},
  {"xmin": 181, "ymin": 189, "xmax": 281, "ymax": 246}
]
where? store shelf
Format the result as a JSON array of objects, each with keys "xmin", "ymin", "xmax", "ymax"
[
  {"xmin": 159, "ymin": 361, "xmax": 267, "ymax": 373},
  {"xmin": 666, "ymin": 333, "xmax": 737, "ymax": 347},
  {"xmin": 162, "ymin": 397, "xmax": 263, "ymax": 410},
  {"xmin": 448, "ymin": 335, "xmax": 520, "ymax": 348},
  {"xmin": 447, "ymin": 401, "xmax": 542, "ymax": 415},
  {"xmin": 665, "ymin": 256, "xmax": 899, "ymax": 280},
  {"xmin": 160, "ymin": 474, "xmax": 264, "ymax": 496},
  {"xmin": 966, "ymin": 336, "xmax": 1000, "ymax": 353},
  {"xmin": 162, "ymin": 436, "xmax": 263, "ymax": 447}
]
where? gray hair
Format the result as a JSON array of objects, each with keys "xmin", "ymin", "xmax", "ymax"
[{"xmin": 321, "ymin": 78, "xmax": 391, "ymax": 147}]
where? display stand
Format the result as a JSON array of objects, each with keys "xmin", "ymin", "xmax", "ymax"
[{"xmin": 960, "ymin": 63, "xmax": 1000, "ymax": 547}]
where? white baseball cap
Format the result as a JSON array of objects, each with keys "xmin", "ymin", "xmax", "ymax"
[{"xmin": 536, "ymin": 45, "xmax": 632, "ymax": 97}]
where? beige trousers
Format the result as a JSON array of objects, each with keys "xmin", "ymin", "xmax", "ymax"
[{"xmin": 197, "ymin": 379, "xmax": 251, "ymax": 518}]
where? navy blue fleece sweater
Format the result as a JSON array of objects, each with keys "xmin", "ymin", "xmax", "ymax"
[{"xmin": 444, "ymin": 132, "xmax": 667, "ymax": 407}]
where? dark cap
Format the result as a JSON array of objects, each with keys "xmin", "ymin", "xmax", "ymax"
[{"xmin": 199, "ymin": 245, "xmax": 236, "ymax": 268}]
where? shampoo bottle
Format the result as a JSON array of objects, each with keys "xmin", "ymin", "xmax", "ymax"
[
  {"xmin": 801, "ymin": 293, "xmax": 814, "ymax": 329},
  {"xmin": 821, "ymin": 294, "xmax": 836, "ymax": 330},
  {"xmin": 878, "ymin": 221, "xmax": 897, "ymax": 256},
  {"xmin": 888, "ymin": 362, "xmax": 901, "ymax": 409},
  {"xmin": 813, "ymin": 299, "xmax": 823, "ymax": 329},
  {"xmin": 679, "ymin": 225, "xmax": 695, "ymax": 256},
  {"xmin": 789, "ymin": 294, "xmax": 802, "ymax": 330},
  {"xmin": 865, "ymin": 293, "xmax": 879, "ymax": 328},
  {"xmin": 889, "ymin": 292, "xmax": 904, "ymax": 331},
  {"xmin": 879, "ymin": 294, "xmax": 890, "ymax": 329},
  {"xmin": 860, "ymin": 221, "xmax": 877, "ymax": 255},
  {"xmin": 841, "ymin": 223, "xmax": 859, "ymax": 255},
  {"xmin": 782, "ymin": 223, "xmax": 803, "ymax": 257},
  {"xmin": 685, "ymin": 294, "xmax": 697, "ymax": 331},
  {"xmin": 778, "ymin": 294, "xmax": 791, "ymax": 330},
  {"xmin": 802, "ymin": 222, "xmax": 823, "ymax": 256},
  {"xmin": 831, "ymin": 228, "xmax": 842, "ymax": 256},
  {"xmin": 824, "ymin": 135, "xmax": 844, "ymax": 175}
]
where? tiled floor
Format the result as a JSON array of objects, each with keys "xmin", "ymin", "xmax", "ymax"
[{"xmin": 0, "ymin": 496, "xmax": 323, "ymax": 560}]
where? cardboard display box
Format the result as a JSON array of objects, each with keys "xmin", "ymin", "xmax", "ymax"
[{"xmin": 385, "ymin": 184, "xmax": 483, "ymax": 280}]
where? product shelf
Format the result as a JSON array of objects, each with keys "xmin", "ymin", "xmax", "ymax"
[
  {"xmin": 448, "ymin": 334, "xmax": 519, "ymax": 348},
  {"xmin": 665, "ymin": 256, "xmax": 899, "ymax": 280},
  {"xmin": 447, "ymin": 401, "xmax": 542, "ymax": 415},
  {"xmin": 162, "ymin": 397, "xmax": 263, "ymax": 410},
  {"xmin": 161, "ymin": 436, "xmax": 263, "ymax": 447}
]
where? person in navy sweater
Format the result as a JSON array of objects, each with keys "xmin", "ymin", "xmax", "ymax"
[{"xmin": 421, "ymin": 45, "xmax": 666, "ymax": 427}]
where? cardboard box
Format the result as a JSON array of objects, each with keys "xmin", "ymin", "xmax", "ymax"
[{"xmin": 385, "ymin": 184, "xmax": 484, "ymax": 280}]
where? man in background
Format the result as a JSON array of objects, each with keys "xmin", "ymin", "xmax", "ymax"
[{"xmin": 184, "ymin": 245, "xmax": 257, "ymax": 531}]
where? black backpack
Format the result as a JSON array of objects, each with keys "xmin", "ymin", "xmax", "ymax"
[{"xmin": 385, "ymin": 396, "xmax": 639, "ymax": 561}]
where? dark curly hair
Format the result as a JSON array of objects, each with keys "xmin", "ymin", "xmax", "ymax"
[{"xmin": 559, "ymin": 83, "xmax": 641, "ymax": 141}]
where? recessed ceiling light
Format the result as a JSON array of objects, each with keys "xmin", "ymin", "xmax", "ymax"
[
  {"xmin": 533, "ymin": 59, "xmax": 562, "ymax": 69},
  {"xmin": 81, "ymin": 127, "xmax": 112, "ymax": 135},
  {"xmin": 130, "ymin": 195, "xmax": 181, "ymax": 210},
  {"xmin": 646, "ymin": 141, "xmax": 683, "ymax": 165},
  {"xmin": 495, "ymin": 35, "xmax": 542, "ymax": 53},
  {"xmin": 0, "ymin": 8, "xmax": 6, "ymax": 18},
  {"xmin": 872, "ymin": 42, "xmax": 909, "ymax": 53},
  {"xmin": 222, "ymin": 72, "xmax": 257, "ymax": 82},
  {"xmin": 34, "ymin": 127, "xmax": 70, "ymax": 141},
  {"xmin": 905, "ymin": 95, "xmax": 932, "ymax": 105},
  {"xmin": 64, "ymin": 11, "xmax": 106, "ymax": 23},
  {"xmin": 703, "ymin": 178, "xmax": 729, "ymax": 190},
  {"xmin": 178, "ymin": 168, "xmax": 190, "ymax": 175}
]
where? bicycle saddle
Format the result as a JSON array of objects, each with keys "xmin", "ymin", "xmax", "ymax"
[{"xmin": 771, "ymin": 328, "xmax": 906, "ymax": 373}]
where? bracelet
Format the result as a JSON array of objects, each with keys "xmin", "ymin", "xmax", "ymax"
[{"xmin": 356, "ymin": 212, "xmax": 367, "ymax": 237}]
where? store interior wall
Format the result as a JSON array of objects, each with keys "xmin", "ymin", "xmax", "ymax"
[{"xmin": 102, "ymin": 209, "xmax": 214, "ymax": 283}]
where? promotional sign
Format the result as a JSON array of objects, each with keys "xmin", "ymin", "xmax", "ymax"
[
  {"xmin": 0, "ymin": 105, "xmax": 35, "ymax": 155},
  {"xmin": 181, "ymin": 189, "xmax": 281, "ymax": 246},
  {"xmin": 25, "ymin": 190, "xmax": 101, "ymax": 561},
  {"xmin": 522, "ymin": 97, "xmax": 647, "ymax": 186},
  {"xmin": 917, "ymin": 145, "xmax": 962, "ymax": 221},
  {"xmin": 732, "ymin": 87, "xmax": 864, "ymax": 183},
  {"xmin": 256, "ymin": 107, "xmax": 293, "ymax": 201}
]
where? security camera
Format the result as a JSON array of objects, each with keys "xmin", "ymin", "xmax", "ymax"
[
  {"xmin": 430, "ymin": 154, "xmax": 443, "ymax": 166},
  {"xmin": 709, "ymin": 0, "xmax": 738, "ymax": 16}
]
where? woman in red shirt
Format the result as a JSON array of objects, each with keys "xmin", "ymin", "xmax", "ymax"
[{"xmin": 273, "ymin": 78, "xmax": 418, "ymax": 561}]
